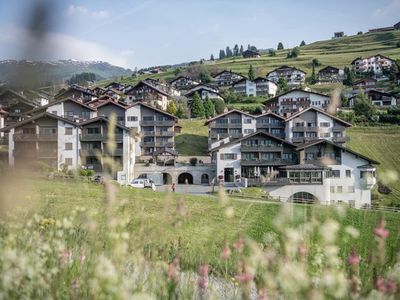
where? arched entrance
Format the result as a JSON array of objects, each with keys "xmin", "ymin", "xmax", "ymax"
[
  {"xmin": 163, "ymin": 173, "xmax": 172, "ymax": 185},
  {"xmin": 178, "ymin": 173, "xmax": 193, "ymax": 184},
  {"xmin": 201, "ymin": 174, "xmax": 209, "ymax": 184},
  {"xmin": 289, "ymin": 192, "xmax": 318, "ymax": 204}
]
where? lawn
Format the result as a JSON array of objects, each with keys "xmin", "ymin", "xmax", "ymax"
[
  {"xmin": 1, "ymin": 177, "xmax": 400, "ymax": 298},
  {"xmin": 175, "ymin": 119, "xmax": 209, "ymax": 156}
]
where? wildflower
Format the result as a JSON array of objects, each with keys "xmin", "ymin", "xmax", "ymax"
[
  {"xmin": 376, "ymin": 277, "xmax": 387, "ymax": 293},
  {"xmin": 220, "ymin": 245, "xmax": 231, "ymax": 260},
  {"xmin": 347, "ymin": 249, "xmax": 360, "ymax": 266},
  {"xmin": 167, "ymin": 256, "xmax": 180, "ymax": 284},
  {"xmin": 79, "ymin": 250, "xmax": 86, "ymax": 263},
  {"xmin": 197, "ymin": 264, "xmax": 208, "ymax": 290},
  {"xmin": 235, "ymin": 264, "xmax": 253, "ymax": 285},
  {"xmin": 233, "ymin": 237, "xmax": 245, "ymax": 253},
  {"xmin": 298, "ymin": 243, "xmax": 308, "ymax": 258},
  {"xmin": 374, "ymin": 219, "xmax": 389, "ymax": 239},
  {"xmin": 59, "ymin": 249, "xmax": 73, "ymax": 264}
]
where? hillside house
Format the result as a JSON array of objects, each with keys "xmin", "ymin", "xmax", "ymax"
[
  {"xmin": 317, "ymin": 66, "xmax": 344, "ymax": 84},
  {"xmin": 55, "ymin": 85, "xmax": 97, "ymax": 103},
  {"xmin": 212, "ymin": 70, "xmax": 245, "ymax": 87},
  {"xmin": 333, "ymin": 32, "xmax": 344, "ymax": 39},
  {"xmin": 185, "ymin": 85, "xmax": 223, "ymax": 105},
  {"xmin": 266, "ymin": 66, "xmax": 306, "ymax": 85},
  {"xmin": 125, "ymin": 81, "xmax": 171, "ymax": 110},
  {"xmin": 232, "ymin": 77, "xmax": 278, "ymax": 97},
  {"xmin": 211, "ymin": 133, "xmax": 377, "ymax": 208},
  {"xmin": 242, "ymin": 50, "xmax": 261, "ymax": 58},
  {"xmin": 352, "ymin": 78, "xmax": 377, "ymax": 92},
  {"xmin": 169, "ymin": 76, "xmax": 199, "ymax": 91},
  {"xmin": 264, "ymin": 89, "xmax": 331, "ymax": 116},
  {"xmin": 351, "ymin": 54, "xmax": 397, "ymax": 76},
  {"xmin": 349, "ymin": 90, "xmax": 397, "ymax": 107},
  {"xmin": 285, "ymin": 107, "xmax": 351, "ymax": 145}
]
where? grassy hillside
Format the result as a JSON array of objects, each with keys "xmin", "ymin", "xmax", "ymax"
[
  {"xmin": 101, "ymin": 31, "xmax": 400, "ymax": 87},
  {"xmin": 347, "ymin": 126, "xmax": 400, "ymax": 206},
  {"xmin": 5, "ymin": 179, "xmax": 400, "ymax": 275},
  {"xmin": 175, "ymin": 119, "xmax": 209, "ymax": 156}
]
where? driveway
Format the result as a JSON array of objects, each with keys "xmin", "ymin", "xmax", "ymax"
[{"xmin": 156, "ymin": 184, "xmax": 216, "ymax": 195}]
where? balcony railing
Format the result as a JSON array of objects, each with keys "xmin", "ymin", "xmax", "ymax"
[
  {"xmin": 142, "ymin": 142, "xmax": 155, "ymax": 147},
  {"xmin": 14, "ymin": 149, "xmax": 38, "ymax": 158},
  {"xmin": 80, "ymin": 149, "xmax": 100, "ymax": 157},
  {"xmin": 155, "ymin": 142, "xmax": 173, "ymax": 148},
  {"xmin": 256, "ymin": 123, "xmax": 285, "ymax": 128},
  {"xmin": 332, "ymin": 126, "xmax": 345, "ymax": 132},
  {"xmin": 209, "ymin": 132, "xmax": 229, "ymax": 139},
  {"xmin": 140, "ymin": 120, "xmax": 175, "ymax": 126},
  {"xmin": 209, "ymin": 122, "xmax": 229, "ymax": 128},
  {"xmin": 292, "ymin": 126, "xmax": 306, "ymax": 132},
  {"xmin": 80, "ymin": 134, "xmax": 123, "ymax": 141},
  {"xmin": 332, "ymin": 136, "xmax": 349, "ymax": 143},
  {"xmin": 241, "ymin": 145, "xmax": 283, "ymax": 152},
  {"xmin": 305, "ymin": 127, "xmax": 319, "ymax": 132},
  {"xmin": 14, "ymin": 133, "xmax": 57, "ymax": 142},
  {"xmin": 156, "ymin": 131, "xmax": 174, "ymax": 137},
  {"xmin": 142, "ymin": 131, "xmax": 155, "ymax": 136},
  {"xmin": 241, "ymin": 159, "xmax": 296, "ymax": 166}
]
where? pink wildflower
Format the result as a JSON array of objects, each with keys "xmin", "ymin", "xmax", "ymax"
[
  {"xmin": 220, "ymin": 246, "xmax": 231, "ymax": 260},
  {"xmin": 233, "ymin": 237, "xmax": 245, "ymax": 253},
  {"xmin": 235, "ymin": 264, "xmax": 253, "ymax": 284},
  {"xmin": 374, "ymin": 219, "xmax": 389, "ymax": 239},
  {"xmin": 298, "ymin": 243, "xmax": 308, "ymax": 257},
  {"xmin": 167, "ymin": 256, "xmax": 180, "ymax": 284},
  {"xmin": 79, "ymin": 250, "xmax": 86, "ymax": 263},
  {"xmin": 197, "ymin": 264, "xmax": 209, "ymax": 290},
  {"xmin": 376, "ymin": 278, "xmax": 387, "ymax": 294},
  {"xmin": 347, "ymin": 249, "xmax": 360, "ymax": 266},
  {"xmin": 60, "ymin": 249, "xmax": 73, "ymax": 264}
]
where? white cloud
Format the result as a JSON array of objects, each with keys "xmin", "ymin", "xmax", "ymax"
[
  {"xmin": 372, "ymin": 0, "xmax": 400, "ymax": 18},
  {"xmin": 0, "ymin": 25, "xmax": 132, "ymax": 68},
  {"xmin": 66, "ymin": 5, "xmax": 109, "ymax": 19}
]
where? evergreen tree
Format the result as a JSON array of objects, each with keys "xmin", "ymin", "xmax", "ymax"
[
  {"xmin": 203, "ymin": 96, "xmax": 215, "ymax": 118},
  {"xmin": 239, "ymin": 45, "xmax": 244, "ymax": 55},
  {"xmin": 343, "ymin": 67, "xmax": 355, "ymax": 86},
  {"xmin": 166, "ymin": 101, "xmax": 177, "ymax": 115},
  {"xmin": 213, "ymin": 98, "xmax": 226, "ymax": 114},
  {"xmin": 219, "ymin": 49, "xmax": 226, "ymax": 60},
  {"xmin": 247, "ymin": 44, "xmax": 251, "ymax": 50},
  {"xmin": 287, "ymin": 47, "xmax": 300, "ymax": 59},
  {"xmin": 174, "ymin": 67, "xmax": 182, "ymax": 76},
  {"xmin": 354, "ymin": 92, "xmax": 376, "ymax": 119},
  {"xmin": 175, "ymin": 104, "xmax": 185, "ymax": 118},
  {"xmin": 210, "ymin": 54, "xmax": 214, "ymax": 61},
  {"xmin": 277, "ymin": 42, "xmax": 284, "ymax": 50},
  {"xmin": 191, "ymin": 92, "xmax": 205, "ymax": 118},
  {"xmin": 226, "ymin": 46, "xmax": 233, "ymax": 57},
  {"xmin": 248, "ymin": 65, "xmax": 255, "ymax": 81},
  {"xmin": 310, "ymin": 65, "xmax": 317, "ymax": 84},
  {"xmin": 277, "ymin": 78, "xmax": 287, "ymax": 91},
  {"xmin": 233, "ymin": 44, "xmax": 239, "ymax": 56},
  {"xmin": 269, "ymin": 50, "xmax": 276, "ymax": 57},
  {"xmin": 300, "ymin": 40, "xmax": 306, "ymax": 47}
]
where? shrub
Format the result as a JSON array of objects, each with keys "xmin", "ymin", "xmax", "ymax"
[
  {"xmin": 378, "ymin": 181, "xmax": 392, "ymax": 194},
  {"xmin": 189, "ymin": 157, "xmax": 198, "ymax": 166}
]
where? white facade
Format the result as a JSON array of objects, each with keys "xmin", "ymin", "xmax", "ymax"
[
  {"xmin": 57, "ymin": 120, "xmax": 80, "ymax": 170},
  {"xmin": 267, "ymin": 67, "xmax": 306, "ymax": 85},
  {"xmin": 266, "ymin": 152, "xmax": 376, "ymax": 208},
  {"xmin": 352, "ymin": 55, "xmax": 396, "ymax": 75},
  {"xmin": 276, "ymin": 90, "xmax": 331, "ymax": 115}
]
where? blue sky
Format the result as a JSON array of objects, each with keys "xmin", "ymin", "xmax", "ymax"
[{"xmin": 0, "ymin": 0, "xmax": 399, "ymax": 69}]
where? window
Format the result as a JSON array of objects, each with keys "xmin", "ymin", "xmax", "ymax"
[
  {"xmin": 127, "ymin": 116, "xmax": 138, "ymax": 122},
  {"xmin": 305, "ymin": 153, "xmax": 315, "ymax": 160},
  {"xmin": 320, "ymin": 122, "xmax": 330, "ymax": 127},
  {"xmin": 65, "ymin": 128, "xmax": 73, "ymax": 135},
  {"xmin": 65, "ymin": 143, "xmax": 73, "ymax": 150},
  {"xmin": 220, "ymin": 153, "xmax": 237, "ymax": 160},
  {"xmin": 117, "ymin": 116, "xmax": 125, "ymax": 122},
  {"xmin": 330, "ymin": 186, "xmax": 335, "ymax": 193},
  {"xmin": 319, "ymin": 132, "xmax": 330, "ymax": 138},
  {"xmin": 332, "ymin": 170, "xmax": 340, "ymax": 178},
  {"xmin": 336, "ymin": 186, "xmax": 343, "ymax": 193},
  {"xmin": 51, "ymin": 111, "xmax": 57, "ymax": 115},
  {"xmin": 87, "ymin": 127, "xmax": 100, "ymax": 134},
  {"xmin": 295, "ymin": 122, "xmax": 304, "ymax": 127},
  {"xmin": 143, "ymin": 116, "xmax": 153, "ymax": 121},
  {"xmin": 230, "ymin": 118, "xmax": 241, "ymax": 124},
  {"xmin": 243, "ymin": 118, "xmax": 252, "ymax": 124},
  {"xmin": 346, "ymin": 170, "xmax": 351, "ymax": 178},
  {"xmin": 347, "ymin": 186, "xmax": 355, "ymax": 193},
  {"xmin": 283, "ymin": 153, "xmax": 293, "ymax": 161},
  {"xmin": 244, "ymin": 129, "xmax": 254, "ymax": 134},
  {"xmin": 65, "ymin": 158, "xmax": 73, "ymax": 166},
  {"xmin": 22, "ymin": 128, "xmax": 36, "ymax": 134}
]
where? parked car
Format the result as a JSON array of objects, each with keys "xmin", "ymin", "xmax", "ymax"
[{"xmin": 129, "ymin": 179, "xmax": 156, "ymax": 191}]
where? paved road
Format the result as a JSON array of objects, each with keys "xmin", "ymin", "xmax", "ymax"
[{"xmin": 156, "ymin": 184, "xmax": 216, "ymax": 195}]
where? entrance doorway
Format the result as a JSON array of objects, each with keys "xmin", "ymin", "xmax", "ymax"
[{"xmin": 224, "ymin": 168, "xmax": 234, "ymax": 183}]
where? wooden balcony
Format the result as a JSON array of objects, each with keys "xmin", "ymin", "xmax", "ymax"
[
  {"xmin": 332, "ymin": 126, "xmax": 346, "ymax": 132},
  {"xmin": 142, "ymin": 142, "xmax": 155, "ymax": 147},
  {"xmin": 156, "ymin": 131, "xmax": 174, "ymax": 137},
  {"xmin": 14, "ymin": 133, "xmax": 57, "ymax": 142},
  {"xmin": 142, "ymin": 131, "xmax": 155, "ymax": 136},
  {"xmin": 305, "ymin": 127, "xmax": 319, "ymax": 132},
  {"xmin": 256, "ymin": 123, "xmax": 285, "ymax": 128},
  {"xmin": 209, "ymin": 122, "xmax": 228, "ymax": 128},
  {"xmin": 80, "ymin": 149, "xmax": 100, "ymax": 157},
  {"xmin": 292, "ymin": 126, "xmax": 306, "ymax": 132},
  {"xmin": 80, "ymin": 134, "xmax": 123, "ymax": 142},
  {"xmin": 140, "ymin": 120, "xmax": 175, "ymax": 126},
  {"xmin": 332, "ymin": 136, "xmax": 349, "ymax": 143},
  {"xmin": 241, "ymin": 159, "xmax": 296, "ymax": 166},
  {"xmin": 241, "ymin": 145, "xmax": 283, "ymax": 152},
  {"xmin": 155, "ymin": 142, "xmax": 173, "ymax": 148}
]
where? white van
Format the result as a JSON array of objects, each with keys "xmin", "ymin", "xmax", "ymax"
[{"xmin": 129, "ymin": 179, "xmax": 156, "ymax": 191}]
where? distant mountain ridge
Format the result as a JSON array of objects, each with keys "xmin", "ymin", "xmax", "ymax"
[{"xmin": 0, "ymin": 59, "xmax": 133, "ymax": 87}]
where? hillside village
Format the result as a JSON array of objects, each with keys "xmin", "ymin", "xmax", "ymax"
[{"xmin": 1, "ymin": 26, "xmax": 400, "ymax": 209}]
